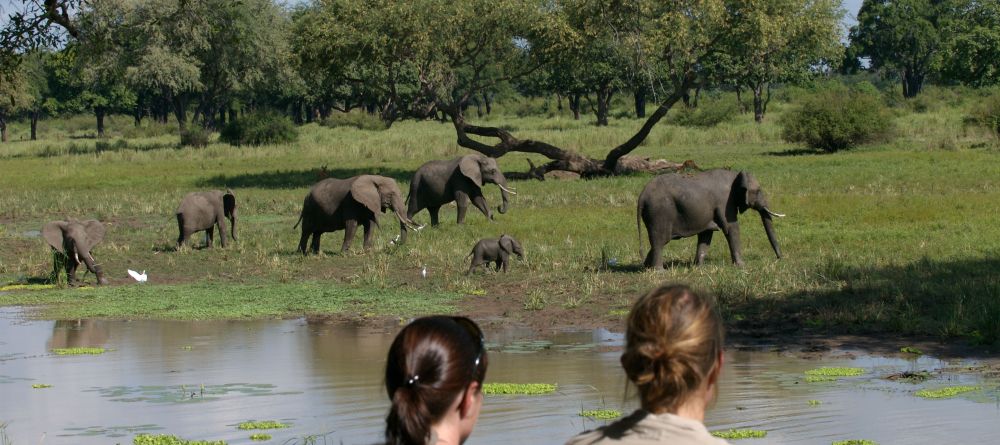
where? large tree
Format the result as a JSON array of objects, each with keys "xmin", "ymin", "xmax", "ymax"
[
  {"xmin": 0, "ymin": 63, "xmax": 33, "ymax": 142},
  {"xmin": 939, "ymin": 1, "xmax": 1000, "ymax": 87}
]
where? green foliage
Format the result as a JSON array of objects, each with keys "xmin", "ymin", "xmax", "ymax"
[
  {"xmin": 579, "ymin": 409, "xmax": 621, "ymax": 420},
  {"xmin": 710, "ymin": 429, "xmax": 767, "ymax": 439},
  {"xmin": 805, "ymin": 367, "xmax": 866, "ymax": 377},
  {"xmin": 219, "ymin": 112, "xmax": 298, "ymax": 146},
  {"xmin": 807, "ymin": 400, "xmax": 821, "ymax": 406},
  {"xmin": 179, "ymin": 128, "xmax": 211, "ymax": 148},
  {"xmin": 249, "ymin": 434, "xmax": 271, "ymax": 441},
  {"xmin": 967, "ymin": 92, "xmax": 1000, "ymax": 138},
  {"xmin": 133, "ymin": 434, "xmax": 226, "ymax": 445},
  {"xmin": 481, "ymin": 383, "xmax": 557, "ymax": 395},
  {"xmin": 914, "ymin": 386, "xmax": 981, "ymax": 399},
  {"xmin": 780, "ymin": 87, "xmax": 893, "ymax": 151},
  {"xmin": 52, "ymin": 347, "xmax": 106, "ymax": 355},
  {"xmin": 668, "ymin": 98, "xmax": 739, "ymax": 128},
  {"xmin": 31, "ymin": 384, "xmax": 53, "ymax": 388},
  {"xmin": 899, "ymin": 346, "xmax": 923, "ymax": 355},
  {"xmin": 320, "ymin": 112, "xmax": 387, "ymax": 131},
  {"xmin": 237, "ymin": 421, "xmax": 289, "ymax": 430}
]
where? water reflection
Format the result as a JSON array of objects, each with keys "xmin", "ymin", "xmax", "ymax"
[{"xmin": 0, "ymin": 308, "xmax": 996, "ymax": 444}]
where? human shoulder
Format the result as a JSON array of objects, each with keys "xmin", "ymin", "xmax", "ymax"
[{"xmin": 565, "ymin": 410, "xmax": 730, "ymax": 445}]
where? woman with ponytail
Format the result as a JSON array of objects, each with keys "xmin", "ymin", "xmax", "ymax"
[
  {"xmin": 384, "ymin": 316, "xmax": 488, "ymax": 445},
  {"xmin": 567, "ymin": 284, "xmax": 729, "ymax": 445}
]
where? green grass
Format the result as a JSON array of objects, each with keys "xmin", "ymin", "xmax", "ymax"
[
  {"xmin": 579, "ymin": 409, "xmax": 621, "ymax": 420},
  {"xmin": 237, "ymin": 421, "xmax": 289, "ymax": 430},
  {"xmin": 914, "ymin": 385, "xmax": 981, "ymax": 399},
  {"xmin": 249, "ymin": 433, "xmax": 272, "ymax": 441},
  {"xmin": 133, "ymin": 434, "xmax": 226, "ymax": 445},
  {"xmin": 481, "ymin": 383, "xmax": 557, "ymax": 395},
  {"xmin": 710, "ymin": 429, "xmax": 768, "ymax": 439},
  {"xmin": 1, "ymin": 92, "xmax": 999, "ymax": 344},
  {"xmin": 831, "ymin": 440, "xmax": 878, "ymax": 445},
  {"xmin": 51, "ymin": 347, "xmax": 105, "ymax": 355}
]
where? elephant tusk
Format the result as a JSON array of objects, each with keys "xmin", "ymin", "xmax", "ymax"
[
  {"xmin": 497, "ymin": 184, "xmax": 517, "ymax": 195},
  {"xmin": 74, "ymin": 252, "xmax": 80, "ymax": 264},
  {"xmin": 764, "ymin": 208, "xmax": 786, "ymax": 218}
]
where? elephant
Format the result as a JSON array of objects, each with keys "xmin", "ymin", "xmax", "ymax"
[
  {"xmin": 637, "ymin": 169, "xmax": 784, "ymax": 269},
  {"xmin": 295, "ymin": 175, "xmax": 420, "ymax": 254},
  {"xmin": 176, "ymin": 189, "xmax": 237, "ymax": 248},
  {"xmin": 405, "ymin": 154, "xmax": 516, "ymax": 231},
  {"xmin": 43, "ymin": 219, "xmax": 109, "ymax": 285},
  {"xmin": 466, "ymin": 234, "xmax": 525, "ymax": 274}
]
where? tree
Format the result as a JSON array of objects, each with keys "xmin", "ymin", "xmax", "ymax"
[
  {"xmin": 726, "ymin": 0, "xmax": 843, "ymax": 122},
  {"xmin": 940, "ymin": 1, "xmax": 1000, "ymax": 87},
  {"xmin": 0, "ymin": 63, "xmax": 32, "ymax": 142},
  {"xmin": 850, "ymin": 0, "xmax": 951, "ymax": 98}
]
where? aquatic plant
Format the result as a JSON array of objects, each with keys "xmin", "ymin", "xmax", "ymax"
[
  {"xmin": 249, "ymin": 433, "xmax": 271, "ymax": 441},
  {"xmin": 579, "ymin": 409, "xmax": 621, "ymax": 420},
  {"xmin": 804, "ymin": 367, "xmax": 865, "ymax": 377},
  {"xmin": 237, "ymin": 421, "xmax": 289, "ymax": 430},
  {"xmin": 481, "ymin": 383, "xmax": 556, "ymax": 395},
  {"xmin": 807, "ymin": 400, "xmax": 821, "ymax": 406},
  {"xmin": 52, "ymin": 347, "xmax": 106, "ymax": 355},
  {"xmin": 805, "ymin": 375, "xmax": 838, "ymax": 383},
  {"xmin": 899, "ymin": 346, "xmax": 923, "ymax": 355},
  {"xmin": 31, "ymin": 384, "xmax": 52, "ymax": 389},
  {"xmin": 831, "ymin": 440, "xmax": 877, "ymax": 445},
  {"xmin": 710, "ymin": 429, "xmax": 767, "ymax": 439},
  {"xmin": 914, "ymin": 385, "xmax": 980, "ymax": 399},
  {"xmin": 132, "ymin": 434, "xmax": 226, "ymax": 445}
]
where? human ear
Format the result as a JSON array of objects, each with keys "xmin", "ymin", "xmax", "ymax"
[{"xmin": 459, "ymin": 381, "xmax": 481, "ymax": 418}]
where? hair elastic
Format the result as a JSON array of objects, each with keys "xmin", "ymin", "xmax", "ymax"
[{"xmin": 406, "ymin": 375, "xmax": 420, "ymax": 386}]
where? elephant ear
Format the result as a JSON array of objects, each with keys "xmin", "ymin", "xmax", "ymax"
[
  {"xmin": 458, "ymin": 155, "xmax": 483, "ymax": 187},
  {"xmin": 42, "ymin": 221, "xmax": 68, "ymax": 253},
  {"xmin": 734, "ymin": 171, "xmax": 751, "ymax": 213},
  {"xmin": 499, "ymin": 234, "xmax": 513, "ymax": 255},
  {"xmin": 351, "ymin": 176, "xmax": 382, "ymax": 214},
  {"xmin": 82, "ymin": 220, "xmax": 106, "ymax": 247},
  {"xmin": 223, "ymin": 189, "xmax": 237, "ymax": 217}
]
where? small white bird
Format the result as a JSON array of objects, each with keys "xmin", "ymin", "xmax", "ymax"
[
  {"xmin": 127, "ymin": 269, "xmax": 148, "ymax": 283},
  {"xmin": 421, "ymin": 265, "xmax": 428, "ymax": 278}
]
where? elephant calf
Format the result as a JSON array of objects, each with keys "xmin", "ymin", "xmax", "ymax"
[
  {"xmin": 176, "ymin": 189, "xmax": 237, "ymax": 248},
  {"xmin": 43, "ymin": 219, "xmax": 109, "ymax": 285},
  {"xmin": 466, "ymin": 234, "xmax": 525, "ymax": 274}
]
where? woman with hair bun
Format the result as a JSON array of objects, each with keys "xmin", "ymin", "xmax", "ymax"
[
  {"xmin": 566, "ymin": 284, "xmax": 729, "ymax": 445},
  {"xmin": 384, "ymin": 316, "xmax": 488, "ymax": 445}
]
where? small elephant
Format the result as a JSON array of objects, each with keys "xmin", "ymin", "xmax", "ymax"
[
  {"xmin": 406, "ymin": 154, "xmax": 516, "ymax": 230},
  {"xmin": 295, "ymin": 175, "xmax": 420, "ymax": 254},
  {"xmin": 176, "ymin": 189, "xmax": 237, "ymax": 248},
  {"xmin": 466, "ymin": 234, "xmax": 525, "ymax": 273},
  {"xmin": 43, "ymin": 219, "xmax": 109, "ymax": 285},
  {"xmin": 637, "ymin": 169, "xmax": 784, "ymax": 269}
]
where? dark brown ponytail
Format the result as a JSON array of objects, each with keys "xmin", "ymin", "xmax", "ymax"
[{"xmin": 384, "ymin": 316, "xmax": 487, "ymax": 445}]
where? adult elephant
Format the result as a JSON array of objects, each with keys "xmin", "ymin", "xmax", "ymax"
[
  {"xmin": 406, "ymin": 154, "xmax": 516, "ymax": 228},
  {"xmin": 43, "ymin": 219, "xmax": 109, "ymax": 285},
  {"xmin": 295, "ymin": 175, "xmax": 420, "ymax": 254},
  {"xmin": 176, "ymin": 189, "xmax": 237, "ymax": 248},
  {"xmin": 637, "ymin": 169, "xmax": 784, "ymax": 269}
]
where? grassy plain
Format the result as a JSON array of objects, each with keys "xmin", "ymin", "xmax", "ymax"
[{"xmin": 0, "ymin": 91, "xmax": 998, "ymax": 345}]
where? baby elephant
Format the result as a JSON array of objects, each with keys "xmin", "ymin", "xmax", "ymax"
[{"xmin": 466, "ymin": 234, "xmax": 524, "ymax": 274}]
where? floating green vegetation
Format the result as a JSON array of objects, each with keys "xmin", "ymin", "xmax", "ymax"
[
  {"xmin": 31, "ymin": 383, "xmax": 52, "ymax": 389},
  {"xmin": 805, "ymin": 375, "xmax": 839, "ymax": 383},
  {"xmin": 481, "ymin": 383, "xmax": 557, "ymax": 395},
  {"xmin": 900, "ymin": 346, "xmax": 923, "ymax": 355},
  {"xmin": 133, "ymin": 434, "xmax": 226, "ymax": 445},
  {"xmin": 237, "ymin": 421, "xmax": 289, "ymax": 430},
  {"xmin": 915, "ymin": 385, "xmax": 981, "ymax": 399},
  {"xmin": 807, "ymin": 400, "xmax": 821, "ymax": 406},
  {"xmin": 579, "ymin": 409, "xmax": 621, "ymax": 420},
  {"xmin": 89, "ymin": 383, "xmax": 289, "ymax": 404},
  {"xmin": 710, "ymin": 429, "xmax": 767, "ymax": 440},
  {"xmin": 832, "ymin": 440, "xmax": 878, "ymax": 445},
  {"xmin": 52, "ymin": 347, "xmax": 105, "ymax": 355},
  {"xmin": 0, "ymin": 284, "xmax": 56, "ymax": 291},
  {"xmin": 249, "ymin": 433, "xmax": 271, "ymax": 441},
  {"xmin": 805, "ymin": 367, "xmax": 865, "ymax": 377}
]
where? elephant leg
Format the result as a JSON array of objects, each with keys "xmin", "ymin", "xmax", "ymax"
[
  {"xmin": 217, "ymin": 218, "xmax": 229, "ymax": 248},
  {"xmin": 65, "ymin": 257, "xmax": 79, "ymax": 284},
  {"xmin": 455, "ymin": 192, "xmax": 470, "ymax": 224},
  {"xmin": 362, "ymin": 220, "xmax": 374, "ymax": 251},
  {"xmin": 500, "ymin": 252, "xmax": 510, "ymax": 273},
  {"xmin": 644, "ymin": 223, "xmax": 669, "ymax": 270},
  {"xmin": 471, "ymin": 193, "xmax": 493, "ymax": 221},
  {"xmin": 176, "ymin": 215, "xmax": 188, "ymax": 248},
  {"xmin": 310, "ymin": 232, "xmax": 322, "ymax": 254},
  {"xmin": 695, "ymin": 230, "xmax": 714, "ymax": 265},
  {"xmin": 298, "ymin": 230, "xmax": 310, "ymax": 255},
  {"xmin": 205, "ymin": 226, "xmax": 214, "ymax": 248},
  {"xmin": 342, "ymin": 220, "xmax": 358, "ymax": 253},
  {"xmin": 722, "ymin": 223, "xmax": 744, "ymax": 266},
  {"xmin": 428, "ymin": 206, "xmax": 441, "ymax": 226}
]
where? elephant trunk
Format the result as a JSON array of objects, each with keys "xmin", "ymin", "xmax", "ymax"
[
  {"xmin": 497, "ymin": 173, "xmax": 511, "ymax": 214},
  {"xmin": 391, "ymin": 194, "xmax": 419, "ymax": 244},
  {"xmin": 79, "ymin": 248, "xmax": 108, "ymax": 285},
  {"xmin": 760, "ymin": 212, "xmax": 782, "ymax": 259}
]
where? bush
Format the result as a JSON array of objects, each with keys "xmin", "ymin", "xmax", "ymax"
[
  {"xmin": 780, "ymin": 86, "xmax": 894, "ymax": 152},
  {"xmin": 967, "ymin": 93, "xmax": 1000, "ymax": 139},
  {"xmin": 179, "ymin": 127, "xmax": 211, "ymax": 148},
  {"xmin": 219, "ymin": 111, "xmax": 298, "ymax": 146},
  {"xmin": 321, "ymin": 112, "xmax": 387, "ymax": 131},
  {"xmin": 667, "ymin": 96, "xmax": 739, "ymax": 128}
]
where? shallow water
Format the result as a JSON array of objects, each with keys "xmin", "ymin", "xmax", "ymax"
[{"xmin": 0, "ymin": 307, "xmax": 998, "ymax": 444}]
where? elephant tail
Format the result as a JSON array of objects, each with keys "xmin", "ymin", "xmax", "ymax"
[
  {"xmin": 636, "ymin": 198, "xmax": 644, "ymax": 263},
  {"xmin": 293, "ymin": 213, "xmax": 303, "ymax": 230}
]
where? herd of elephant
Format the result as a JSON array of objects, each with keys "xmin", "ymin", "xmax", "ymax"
[{"xmin": 42, "ymin": 154, "xmax": 784, "ymax": 285}]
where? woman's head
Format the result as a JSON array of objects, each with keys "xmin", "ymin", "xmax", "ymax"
[
  {"xmin": 620, "ymin": 284, "xmax": 724, "ymax": 414},
  {"xmin": 385, "ymin": 316, "xmax": 488, "ymax": 445}
]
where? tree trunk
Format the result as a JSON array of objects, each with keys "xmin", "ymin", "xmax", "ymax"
[
  {"xmin": 634, "ymin": 89, "xmax": 646, "ymax": 118},
  {"xmin": 173, "ymin": 96, "xmax": 188, "ymax": 132},
  {"xmin": 569, "ymin": 94, "xmax": 581, "ymax": 120},
  {"xmin": 95, "ymin": 107, "xmax": 106, "ymax": 138},
  {"xmin": 0, "ymin": 115, "xmax": 7, "ymax": 142},
  {"xmin": 218, "ymin": 107, "xmax": 226, "ymax": 126},
  {"xmin": 483, "ymin": 92, "xmax": 492, "ymax": 115},
  {"xmin": 31, "ymin": 111, "xmax": 39, "ymax": 140},
  {"xmin": 902, "ymin": 68, "xmax": 924, "ymax": 98},
  {"xmin": 753, "ymin": 84, "xmax": 765, "ymax": 123},
  {"xmin": 556, "ymin": 93, "xmax": 563, "ymax": 111},
  {"xmin": 229, "ymin": 108, "xmax": 238, "ymax": 123},
  {"xmin": 596, "ymin": 84, "xmax": 612, "ymax": 126}
]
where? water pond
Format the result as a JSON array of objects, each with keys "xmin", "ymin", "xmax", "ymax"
[{"xmin": 0, "ymin": 307, "xmax": 997, "ymax": 444}]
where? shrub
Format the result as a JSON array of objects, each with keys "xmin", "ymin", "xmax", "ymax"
[
  {"xmin": 780, "ymin": 87, "xmax": 894, "ymax": 152},
  {"xmin": 967, "ymin": 92, "xmax": 1000, "ymax": 139},
  {"xmin": 180, "ymin": 127, "xmax": 211, "ymax": 148},
  {"xmin": 321, "ymin": 112, "xmax": 387, "ymax": 131},
  {"xmin": 667, "ymin": 96, "xmax": 739, "ymax": 128},
  {"xmin": 219, "ymin": 111, "xmax": 298, "ymax": 146}
]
